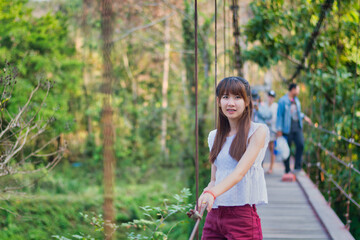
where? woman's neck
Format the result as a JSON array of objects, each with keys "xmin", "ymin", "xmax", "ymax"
[{"xmin": 228, "ymin": 120, "xmax": 238, "ymax": 135}]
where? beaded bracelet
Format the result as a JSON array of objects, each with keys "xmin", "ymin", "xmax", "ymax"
[{"xmin": 203, "ymin": 190, "xmax": 216, "ymax": 200}]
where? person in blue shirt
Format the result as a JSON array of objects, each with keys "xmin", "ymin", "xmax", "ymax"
[{"xmin": 276, "ymin": 83, "xmax": 311, "ymax": 174}]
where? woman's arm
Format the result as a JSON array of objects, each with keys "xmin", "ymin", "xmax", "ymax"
[{"xmin": 198, "ymin": 125, "xmax": 267, "ymax": 211}]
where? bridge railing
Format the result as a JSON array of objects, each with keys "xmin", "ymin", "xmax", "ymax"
[{"xmin": 304, "ymin": 122, "xmax": 359, "ymax": 231}]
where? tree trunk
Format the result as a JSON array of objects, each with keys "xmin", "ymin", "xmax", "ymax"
[
  {"xmin": 231, "ymin": 0, "xmax": 243, "ymax": 77},
  {"xmin": 100, "ymin": 0, "xmax": 115, "ymax": 239},
  {"xmin": 161, "ymin": 18, "xmax": 170, "ymax": 160}
]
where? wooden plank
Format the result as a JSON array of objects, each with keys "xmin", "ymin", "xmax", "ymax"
[
  {"xmin": 259, "ymin": 162, "xmax": 331, "ymax": 240},
  {"xmin": 296, "ymin": 170, "xmax": 355, "ymax": 240}
]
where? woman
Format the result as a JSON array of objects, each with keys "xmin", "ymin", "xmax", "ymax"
[{"xmin": 198, "ymin": 76, "xmax": 269, "ymax": 239}]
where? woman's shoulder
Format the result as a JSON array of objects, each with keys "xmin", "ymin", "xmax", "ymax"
[
  {"xmin": 250, "ymin": 122, "xmax": 270, "ymax": 138},
  {"xmin": 207, "ymin": 129, "xmax": 217, "ymax": 150},
  {"xmin": 251, "ymin": 121, "xmax": 268, "ymax": 129},
  {"xmin": 208, "ymin": 129, "xmax": 217, "ymax": 139},
  {"xmin": 249, "ymin": 122, "xmax": 270, "ymax": 147}
]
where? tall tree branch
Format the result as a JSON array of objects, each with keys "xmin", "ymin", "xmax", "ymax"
[{"xmin": 288, "ymin": 0, "xmax": 334, "ymax": 82}]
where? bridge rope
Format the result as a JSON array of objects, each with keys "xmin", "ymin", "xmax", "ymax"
[
  {"xmin": 194, "ymin": 1, "xmax": 199, "ymax": 239},
  {"xmin": 308, "ymin": 138, "xmax": 360, "ymax": 176},
  {"xmin": 315, "ymin": 163, "xmax": 360, "ymax": 209},
  {"xmin": 307, "ymin": 124, "xmax": 360, "ymax": 147}
]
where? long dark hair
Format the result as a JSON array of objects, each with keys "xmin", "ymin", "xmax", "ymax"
[{"xmin": 209, "ymin": 76, "xmax": 253, "ymax": 163}]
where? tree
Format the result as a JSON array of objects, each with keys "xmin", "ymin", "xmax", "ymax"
[
  {"xmin": 100, "ymin": 0, "xmax": 116, "ymax": 239},
  {"xmin": 0, "ymin": 0, "xmax": 81, "ymax": 136},
  {"xmin": 230, "ymin": 0, "xmax": 244, "ymax": 77},
  {"xmin": 0, "ymin": 0, "xmax": 80, "ymax": 195},
  {"xmin": 0, "ymin": 63, "xmax": 65, "ymax": 194}
]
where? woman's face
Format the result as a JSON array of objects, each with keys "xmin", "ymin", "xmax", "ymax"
[{"xmin": 218, "ymin": 92, "xmax": 246, "ymax": 120}]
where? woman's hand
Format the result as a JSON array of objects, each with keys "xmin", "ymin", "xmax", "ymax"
[{"xmin": 197, "ymin": 192, "xmax": 215, "ymax": 213}]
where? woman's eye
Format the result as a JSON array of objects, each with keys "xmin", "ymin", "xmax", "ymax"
[
  {"xmin": 222, "ymin": 95, "xmax": 228, "ymax": 99},
  {"xmin": 236, "ymin": 96, "xmax": 241, "ymax": 99}
]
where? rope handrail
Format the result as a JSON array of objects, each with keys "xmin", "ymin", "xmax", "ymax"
[
  {"xmin": 306, "ymin": 162, "xmax": 360, "ymax": 209},
  {"xmin": 308, "ymin": 138, "xmax": 360, "ymax": 175},
  {"xmin": 305, "ymin": 122, "xmax": 360, "ymax": 147}
]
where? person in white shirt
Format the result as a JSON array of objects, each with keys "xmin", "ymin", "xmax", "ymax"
[
  {"xmin": 266, "ymin": 90, "xmax": 278, "ymax": 174},
  {"xmin": 197, "ymin": 76, "xmax": 269, "ymax": 239}
]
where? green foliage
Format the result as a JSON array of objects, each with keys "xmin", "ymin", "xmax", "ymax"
[
  {"xmin": 244, "ymin": 0, "xmax": 315, "ymax": 67},
  {"xmin": 182, "ymin": 0, "xmax": 195, "ymax": 105},
  {"xmin": 2, "ymin": 0, "xmax": 208, "ymax": 239},
  {"xmin": 0, "ymin": 0, "xmax": 81, "ymax": 135},
  {"xmin": 52, "ymin": 212, "xmax": 112, "ymax": 240},
  {"xmin": 0, "ymin": 195, "xmax": 103, "ymax": 240},
  {"xmin": 122, "ymin": 188, "xmax": 192, "ymax": 240},
  {"xmin": 1, "ymin": 174, "xmax": 193, "ymax": 239}
]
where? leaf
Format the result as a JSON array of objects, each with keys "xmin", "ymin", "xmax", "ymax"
[{"xmin": 71, "ymin": 235, "xmax": 84, "ymax": 239}]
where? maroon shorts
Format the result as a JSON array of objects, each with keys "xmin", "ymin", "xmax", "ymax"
[{"xmin": 201, "ymin": 204, "xmax": 263, "ymax": 240}]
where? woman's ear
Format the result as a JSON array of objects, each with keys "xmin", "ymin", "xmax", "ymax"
[{"xmin": 216, "ymin": 97, "xmax": 220, "ymax": 107}]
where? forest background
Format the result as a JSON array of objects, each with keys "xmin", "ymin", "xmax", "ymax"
[{"xmin": 0, "ymin": 0, "xmax": 359, "ymax": 239}]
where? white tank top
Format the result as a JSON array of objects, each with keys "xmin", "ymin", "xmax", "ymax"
[{"xmin": 208, "ymin": 122, "xmax": 269, "ymax": 207}]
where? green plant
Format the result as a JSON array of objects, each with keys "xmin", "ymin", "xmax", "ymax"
[
  {"xmin": 52, "ymin": 212, "xmax": 115, "ymax": 240},
  {"xmin": 121, "ymin": 188, "xmax": 192, "ymax": 240},
  {"xmin": 48, "ymin": 188, "xmax": 192, "ymax": 240}
]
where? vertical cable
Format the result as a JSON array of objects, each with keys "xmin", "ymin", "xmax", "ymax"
[
  {"xmin": 223, "ymin": 0, "xmax": 226, "ymax": 77},
  {"xmin": 228, "ymin": 0, "xmax": 233, "ymax": 75},
  {"xmin": 194, "ymin": 1, "xmax": 199, "ymax": 239},
  {"xmin": 215, "ymin": 0, "xmax": 218, "ymax": 128}
]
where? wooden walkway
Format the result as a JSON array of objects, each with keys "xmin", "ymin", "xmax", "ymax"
[{"xmin": 258, "ymin": 162, "xmax": 330, "ymax": 240}]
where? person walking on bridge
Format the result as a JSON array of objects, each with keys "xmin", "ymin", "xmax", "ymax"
[
  {"xmin": 276, "ymin": 83, "xmax": 311, "ymax": 174},
  {"xmin": 265, "ymin": 90, "xmax": 278, "ymax": 174}
]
